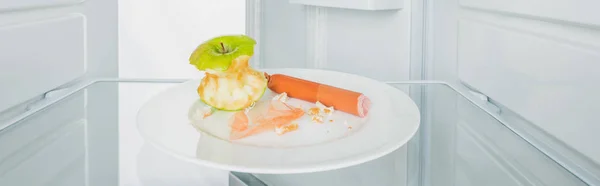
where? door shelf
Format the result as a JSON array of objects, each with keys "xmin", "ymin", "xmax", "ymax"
[{"xmin": 289, "ymin": 0, "xmax": 403, "ymax": 10}]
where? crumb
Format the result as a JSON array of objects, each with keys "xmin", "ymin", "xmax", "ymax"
[
  {"xmin": 203, "ymin": 112, "xmax": 213, "ymax": 118},
  {"xmin": 308, "ymin": 107, "xmax": 320, "ymax": 116},
  {"xmin": 315, "ymin": 101, "xmax": 334, "ymax": 116},
  {"xmin": 344, "ymin": 120, "xmax": 352, "ymax": 129},
  {"xmin": 195, "ymin": 106, "xmax": 214, "ymax": 119},
  {"xmin": 311, "ymin": 115, "xmax": 324, "ymax": 123},
  {"xmin": 323, "ymin": 108, "xmax": 333, "ymax": 115},
  {"xmin": 306, "ymin": 101, "xmax": 335, "ymax": 124},
  {"xmin": 272, "ymin": 92, "xmax": 289, "ymax": 102},
  {"xmin": 275, "ymin": 123, "xmax": 298, "ymax": 135}
]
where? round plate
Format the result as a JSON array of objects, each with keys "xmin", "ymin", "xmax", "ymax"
[{"xmin": 137, "ymin": 68, "xmax": 420, "ymax": 174}]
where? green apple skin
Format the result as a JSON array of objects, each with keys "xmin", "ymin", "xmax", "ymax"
[{"xmin": 189, "ymin": 35, "xmax": 256, "ymax": 71}]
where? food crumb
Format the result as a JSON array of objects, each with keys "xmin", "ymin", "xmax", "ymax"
[
  {"xmin": 308, "ymin": 107, "xmax": 320, "ymax": 116},
  {"xmin": 275, "ymin": 123, "xmax": 299, "ymax": 135},
  {"xmin": 344, "ymin": 120, "xmax": 352, "ymax": 129},
  {"xmin": 323, "ymin": 108, "xmax": 332, "ymax": 115},
  {"xmin": 307, "ymin": 101, "xmax": 335, "ymax": 124},
  {"xmin": 195, "ymin": 106, "xmax": 215, "ymax": 119},
  {"xmin": 316, "ymin": 101, "xmax": 335, "ymax": 116},
  {"xmin": 272, "ymin": 92, "xmax": 289, "ymax": 102},
  {"xmin": 311, "ymin": 115, "xmax": 324, "ymax": 123}
]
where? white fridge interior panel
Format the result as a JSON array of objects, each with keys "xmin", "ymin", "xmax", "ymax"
[
  {"xmin": 258, "ymin": 0, "xmax": 412, "ymax": 82},
  {"xmin": 457, "ymin": 99, "xmax": 587, "ymax": 186},
  {"xmin": 42, "ymin": 158, "xmax": 85, "ymax": 186},
  {"xmin": 259, "ymin": 1, "xmax": 307, "ymax": 69},
  {"xmin": 325, "ymin": 9, "xmax": 410, "ymax": 81},
  {"xmin": 0, "ymin": 0, "xmax": 85, "ymax": 12},
  {"xmin": 117, "ymin": 0, "xmax": 245, "ymax": 79},
  {"xmin": 459, "ymin": 0, "xmax": 600, "ymax": 27},
  {"xmin": 0, "ymin": 14, "xmax": 86, "ymax": 112},
  {"xmin": 0, "ymin": 0, "xmax": 83, "ymax": 12},
  {"xmin": 455, "ymin": 124, "xmax": 522, "ymax": 186},
  {"xmin": 0, "ymin": 93, "xmax": 84, "ymax": 173},
  {"xmin": 0, "ymin": 93, "xmax": 85, "ymax": 186},
  {"xmin": 0, "ymin": 121, "xmax": 85, "ymax": 186},
  {"xmin": 457, "ymin": 19, "xmax": 600, "ymax": 166}
]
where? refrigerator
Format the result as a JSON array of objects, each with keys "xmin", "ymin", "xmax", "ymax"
[{"xmin": 0, "ymin": 0, "xmax": 598, "ymax": 186}]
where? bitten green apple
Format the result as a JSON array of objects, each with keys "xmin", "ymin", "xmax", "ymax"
[{"xmin": 189, "ymin": 35, "xmax": 268, "ymax": 111}]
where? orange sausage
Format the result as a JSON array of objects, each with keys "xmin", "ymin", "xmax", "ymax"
[{"xmin": 266, "ymin": 73, "xmax": 371, "ymax": 118}]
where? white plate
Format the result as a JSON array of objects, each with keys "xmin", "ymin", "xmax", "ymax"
[{"xmin": 136, "ymin": 68, "xmax": 420, "ymax": 174}]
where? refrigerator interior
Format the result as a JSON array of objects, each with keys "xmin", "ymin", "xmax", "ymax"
[{"xmin": 0, "ymin": 0, "xmax": 598, "ymax": 185}]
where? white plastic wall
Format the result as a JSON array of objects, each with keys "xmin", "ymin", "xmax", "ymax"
[
  {"xmin": 430, "ymin": 0, "xmax": 600, "ymax": 184},
  {"xmin": 255, "ymin": 1, "xmax": 415, "ymax": 82},
  {"xmin": 0, "ymin": 0, "xmax": 117, "ymax": 185},
  {"xmin": 0, "ymin": 0, "xmax": 117, "ymax": 114},
  {"xmin": 118, "ymin": 0, "xmax": 246, "ymax": 79}
]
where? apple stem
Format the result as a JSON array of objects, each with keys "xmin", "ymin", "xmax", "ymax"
[{"xmin": 220, "ymin": 42, "xmax": 226, "ymax": 54}]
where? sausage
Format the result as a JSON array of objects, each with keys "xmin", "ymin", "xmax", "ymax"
[{"xmin": 265, "ymin": 73, "xmax": 371, "ymax": 118}]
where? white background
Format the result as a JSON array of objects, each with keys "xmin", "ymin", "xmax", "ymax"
[{"xmin": 118, "ymin": 0, "xmax": 246, "ymax": 79}]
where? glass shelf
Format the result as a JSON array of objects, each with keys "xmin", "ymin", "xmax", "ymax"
[{"xmin": 0, "ymin": 80, "xmax": 591, "ymax": 186}]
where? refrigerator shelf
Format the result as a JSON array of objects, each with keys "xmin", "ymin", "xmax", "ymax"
[{"xmin": 0, "ymin": 79, "xmax": 594, "ymax": 186}]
